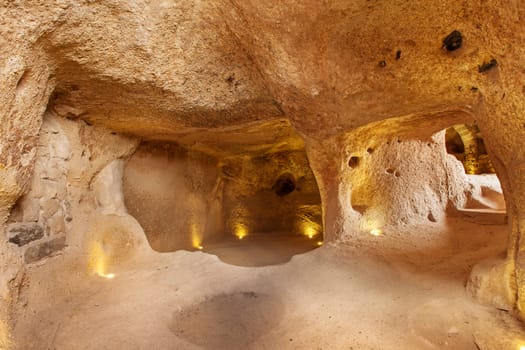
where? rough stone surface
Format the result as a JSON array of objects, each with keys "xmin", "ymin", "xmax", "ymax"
[
  {"xmin": 338, "ymin": 122, "xmax": 470, "ymax": 235},
  {"xmin": 221, "ymin": 150, "xmax": 322, "ymax": 236},
  {"xmin": 6, "ymin": 223, "xmax": 44, "ymax": 247},
  {"xmin": 22, "ymin": 202, "xmax": 40, "ymax": 224},
  {"xmin": 40, "ymin": 199, "xmax": 60, "ymax": 219},
  {"xmin": 465, "ymin": 174, "xmax": 506, "ymax": 210},
  {"xmin": 92, "ymin": 160, "xmax": 127, "ymax": 216},
  {"xmin": 1, "ymin": 0, "xmax": 525, "ymax": 331},
  {"xmin": 24, "ymin": 236, "xmax": 66, "ymax": 264},
  {"xmin": 123, "ymin": 142, "xmax": 222, "ymax": 251},
  {"xmin": 467, "ymin": 257, "xmax": 516, "ymax": 311},
  {"xmin": 47, "ymin": 212, "xmax": 65, "ymax": 236}
]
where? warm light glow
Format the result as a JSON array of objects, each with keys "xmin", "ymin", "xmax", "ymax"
[
  {"xmin": 296, "ymin": 205, "xmax": 323, "ymax": 240},
  {"xmin": 191, "ymin": 221, "xmax": 203, "ymax": 250},
  {"xmin": 317, "ymin": 241, "xmax": 323, "ymax": 246},
  {"xmin": 197, "ymin": 245, "xmax": 203, "ymax": 250},
  {"xmin": 370, "ymin": 228, "xmax": 383, "ymax": 236},
  {"xmin": 230, "ymin": 205, "xmax": 250, "ymax": 240},
  {"xmin": 519, "ymin": 345, "xmax": 525, "ymax": 350},
  {"xmin": 234, "ymin": 223, "xmax": 248, "ymax": 240},
  {"xmin": 303, "ymin": 223, "xmax": 318, "ymax": 239},
  {"xmin": 362, "ymin": 217, "xmax": 386, "ymax": 237},
  {"xmin": 88, "ymin": 241, "xmax": 116, "ymax": 279}
]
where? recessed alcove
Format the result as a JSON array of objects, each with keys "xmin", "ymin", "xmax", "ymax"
[{"xmin": 123, "ymin": 140, "xmax": 323, "ymax": 266}]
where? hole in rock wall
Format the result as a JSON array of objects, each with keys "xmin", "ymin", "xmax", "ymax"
[
  {"xmin": 272, "ymin": 173, "xmax": 296, "ymax": 197},
  {"xmin": 123, "ymin": 141, "xmax": 324, "ymax": 266},
  {"xmin": 348, "ymin": 156, "xmax": 360, "ymax": 168}
]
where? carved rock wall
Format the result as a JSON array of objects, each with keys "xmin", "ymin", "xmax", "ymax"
[{"xmin": 1, "ymin": 0, "xmax": 525, "ymax": 324}]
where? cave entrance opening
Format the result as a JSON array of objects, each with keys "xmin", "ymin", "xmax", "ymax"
[
  {"xmin": 445, "ymin": 124, "xmax": 506, "ymax": 213},
  {"xmin": 123, "ymin": 141, "xmax": 324, "ymax": 267}
]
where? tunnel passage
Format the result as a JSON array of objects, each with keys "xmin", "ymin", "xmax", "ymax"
[
  {"xmin": 444, "ymin": 125, "xmax": 506, "ymax": 214},
  {"xmin": 445, "ymin": 124, "xmax": 496, "ymax": 175},
  {"xmin": 339, "ymin": 117, "xmax": 509, "ymax": 302},
  {"xmin": 341, "ymin": 116, "xmax": 508, "ymax": 233},
  {"xmin": 123, "ymin": 141, "xmax": 323, "ymax": 266}
]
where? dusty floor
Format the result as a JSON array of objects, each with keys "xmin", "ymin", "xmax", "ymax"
[
  {"xmin": 202, "ymin": 233, "xmax": 323, "ymax": 267},
  {"xmin": 9, "ymin": 216, "xmax": 525, "ymax": 350}
]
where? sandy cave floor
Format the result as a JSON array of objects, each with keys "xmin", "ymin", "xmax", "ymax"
[
  {"xmin": 9, "ymin": 216, "xmax": 525, "ymax": 350},
  {"xmin": 201, "ymin": 233, "xmax": 323, "ymax": 267}
]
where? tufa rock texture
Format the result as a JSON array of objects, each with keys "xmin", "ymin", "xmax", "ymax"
[{"xmin": 1, "ymin": 0, "xmax": 525, "ymax": 324}]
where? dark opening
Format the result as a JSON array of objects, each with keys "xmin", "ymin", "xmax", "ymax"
[
  {"xmin": 348, "ymin": 156, "xmax": 360, "ymax": 168},
  {"xmin": 273, "ymin": 173, "xmax": 296, "ymax": 196}
]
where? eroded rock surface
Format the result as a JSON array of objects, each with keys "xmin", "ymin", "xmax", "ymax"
[{"xmin": 1, "ymin": 1, "xmax": 525, "ymax": 343}]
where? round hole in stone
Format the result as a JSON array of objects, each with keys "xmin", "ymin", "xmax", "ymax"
[
  {"xmin": 428, "ymin": 212, "xmax": 437, "ymax": 222},
  {"xmin": 273, "ymin": 173, "xmax": 296, "ymax": 197},
  {"xmin": 348, "ymin": 156, "xmax": 360, "ymax": 168},
  {"xmin": 394, "ymin": 171, "xmax": 401, "ymax": 177},
  {"xmin": 366, "ymin": 147, "xmax": 374, "ymax": 154},
  {"xmin": 386, "ymin": 168, "xmax": 395, "ymax": 174}
]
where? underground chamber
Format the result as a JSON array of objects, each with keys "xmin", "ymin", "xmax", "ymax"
[
  {"xmin": 123, "ymin": 140, "xmax": 324, "ymax": 266},
  {"xmin": 4, "ymin": 2, "xmax": 525, "ymax": 347}
]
